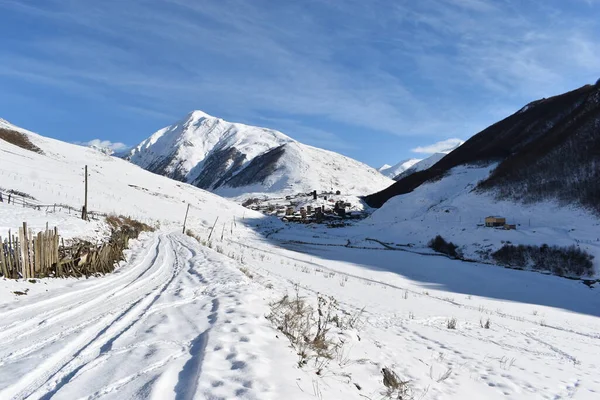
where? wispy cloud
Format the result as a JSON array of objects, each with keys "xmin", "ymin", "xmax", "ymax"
[
  {"xmin": 412, "ymin": 138, "xmax": 464, "ymax": 154},
  {"xmin": 0, "ymin": 0, "xmax": 599, "ymax": 162}
]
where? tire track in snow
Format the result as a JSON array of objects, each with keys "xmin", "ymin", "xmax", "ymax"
[
  {"xmin": 30, "ymin": 235, "xmax": 183, "ymax": 399},
  {"xmin": 0, "ymin": 233, "xmax": 175, "ymax": 399},
  {"xmin": 0, "ymin": 232, "xmax": 274, "ymax": 400},
  {"xmin": 0, "ymin": 235, "xmax": 164, "ymax": 345},
  {"xmin": 0, "ymin": 236, "xmax": 167, "ymax": 368}
]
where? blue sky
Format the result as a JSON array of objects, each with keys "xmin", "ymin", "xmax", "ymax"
[{"xmin": 1, "ymin": 0, "xmax": 599, "ymax": 167}]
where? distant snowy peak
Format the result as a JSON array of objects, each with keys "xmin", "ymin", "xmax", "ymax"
[
  {"xmin": 88, "ymin": 143, "xmax": 115, "ymax": 156},
  {"xmin": 379, "ymin": 158, "xmax": 422, "ymax": 179},
  {"xmin": 127, "ymin": 111, "xmax": 393, "ymax": 197},
  {"xmin": 394, "ymin": 153, "xmax": 447, "ymax": 180}
]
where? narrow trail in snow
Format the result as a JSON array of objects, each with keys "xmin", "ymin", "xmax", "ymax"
[{"xmin": 0, "ymin": 232, "xmax": 273, "ymax": 400}]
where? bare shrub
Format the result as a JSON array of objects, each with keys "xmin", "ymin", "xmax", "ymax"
[
  {"xmin": 436, "ymin": 367, "xmax": 452, "ymax": 382},
  {"xmin": 0, "ymin": 128, "xmax": 43, "ymax": 154},
  {"xmin": 105, "ymin": 214, "xmax": 154, "ymax": 234},
  {"xmin": 492, "ymin": 243, "xmax": 594, "ymax": 277},
  {"xmin": 499, "ymin": 356, "xmax": 516, "ymax": 370},
  {"xmin": 480, "ymin": 317, "xmax": 491, "ymax": 329},
  {"xmin": 185, "ymin": 229, "xmax": 201, "ymax": 241},
  {"xmin": 266, "ymin": 290, "xmax": 361, "ymax": 374},
  {"xmin": 446, "ymin": 318, "xmax": 457, "ymax": 330},
  {"xmin": 239, "ymin": 267, "xmax": 254, "ymax": 279},
  {"xmin": 381, "ymin": 367, "xmax": 412, "ymax": 399},
  {"xmin": 428, "ymin": 235, "xmax": 461, "ymax": 259}
]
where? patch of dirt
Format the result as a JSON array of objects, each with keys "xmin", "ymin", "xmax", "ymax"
[{"xmin": 0, "ymin": 128, "xmax": 43, "ymax": 154}]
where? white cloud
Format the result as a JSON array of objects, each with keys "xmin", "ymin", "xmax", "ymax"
[
  {"xmin": 412, "ymin": 138, "xmax": 464, "ymax": 154},
  {"xmin": 79, "ymin": 139, "xmax": 128, "ymax": 152}
]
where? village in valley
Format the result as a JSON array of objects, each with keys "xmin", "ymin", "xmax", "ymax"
[{"xmin": 241, "ymin": 190, "xmax": 371, "ymax": 225}]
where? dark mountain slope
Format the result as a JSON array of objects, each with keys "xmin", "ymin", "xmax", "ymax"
[{"xmin": 365, "ymin": 83, "xmax": 600, "ymax": 212}]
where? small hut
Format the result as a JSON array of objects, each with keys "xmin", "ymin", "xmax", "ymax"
[{"xmin": 485, "ymin": 216, "xmax": 506, "ymax": 227}]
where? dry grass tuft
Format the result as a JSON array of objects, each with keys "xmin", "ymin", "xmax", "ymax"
[
  {"xmin": 381, "ymin": 367, "xmax": 412, "ymax": 399},
  {"xmin": 446, "ymin": 318, "xmax": 457, "ymax": 330},
  {"xmin": 105, "ymin": 214, "xmax": 154, "ymax": 234},
  {"xmin": 266, "ymin": 289, "xmax": 364, "ymax": 374}
]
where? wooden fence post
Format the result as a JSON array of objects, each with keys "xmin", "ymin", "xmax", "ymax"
[
  {"xmin": 0, "ymin": 236, "xmax": 7, "ymax": 277},
  {"xmin": 19, "ymin": 225, "xmax": 26, "ymax": 279}
]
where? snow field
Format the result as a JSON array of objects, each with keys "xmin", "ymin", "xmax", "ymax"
[
  {"xmin": 201, "ymin": 225, "xmax": 600, "ymax": 399},
  {"xmin": 1, "ymin": 120, "xmax": 600, "ymax": 399}
]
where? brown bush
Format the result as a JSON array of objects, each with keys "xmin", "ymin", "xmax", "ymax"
[
  {"xmin": 0, "ymin": 128, "xmax": 43, "ymax": 154},
  {"xmin": 105, "ymin": 214, "xmax": 154, "ymax": 234}
]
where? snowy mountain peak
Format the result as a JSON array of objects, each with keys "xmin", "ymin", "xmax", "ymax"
[
  {"xmin": 126, "ymin": 112, "xmax": 393, "ymax": 197},
  {"xmin": 188, "ymin": 109, "xmax": 216, "ymax": 121},
  {"xmin": 379, "ymin": 158, "xmax": 422, "ymax": 179}
]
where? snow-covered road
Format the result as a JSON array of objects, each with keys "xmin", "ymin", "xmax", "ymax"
[{"xmin": 0, "ymin": 233, "xmax": 277, "ymax": 400}]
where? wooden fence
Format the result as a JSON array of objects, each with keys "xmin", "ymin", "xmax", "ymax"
[
  {"xmin": 0, "ymin": 189, "xmax": 107, "ymax": 221},
  {"xmin": 0, "ymin": 223, "xmax": 58, "ymax": 279},
  {"xmin": 1, "ymin": 222, "xmax": 141, "ymax": 279}
]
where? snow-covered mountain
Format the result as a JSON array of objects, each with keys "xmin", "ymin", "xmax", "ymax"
[
  {"xmin": 366, "ymin": 83, "xmax": 600, "ymax": 210},
  {"xmin": 393, "ymin": 152, "xmax": 447, "ymax": 180},
  {"xmin": 0, "ymin": 117, "xmax": 263, "ymax": 237},
  {"xmin": 126, "ymin": 111, "xmax": 393, "ymax": 197},
  {"xmin": 378, "ymin": 158, "xmax": 421, "ymax": 178}
]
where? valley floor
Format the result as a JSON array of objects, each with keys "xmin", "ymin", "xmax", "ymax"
[{"xmin": 1, "ymin": 225, "xmax": 600, "ymax": 399}]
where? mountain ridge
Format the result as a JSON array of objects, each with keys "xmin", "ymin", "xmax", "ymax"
[
  {"xmin": 365, "ymin": 83, "xmax": 600, "ymax": 212},
  {"xmin": 378, "ymin": 158, "xmax": 421, "ymax": 178},
  {"xmin": 126, "ymin": 111, "xmax": 393, "ymax": 197}
]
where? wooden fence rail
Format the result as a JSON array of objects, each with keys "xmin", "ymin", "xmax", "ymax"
[{"xmin": 0, "ymin": 189, "xmax": 107, "ymax": 221}]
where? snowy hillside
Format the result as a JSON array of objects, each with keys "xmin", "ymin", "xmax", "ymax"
[
  {"xmin": 126, "ymin": 111, "xmax": 392, "ymax": 198},
  {"xmin": 378, "ymin": 158, "xmax": 421, "ymax": 178},
  {"xmin": 361, "ymin": 164, "xmax": 600, "ymax": 276},
  {"xmin": 2, "ymin": 119, "xmax": 600, "ymax": 399},
  {"xmin": 0, "ymin": 118, "xmax": 266, "ymax": 239},
  {"xmin": 366, "ymin": 83, "xmax": 600, "ymax": 209}
]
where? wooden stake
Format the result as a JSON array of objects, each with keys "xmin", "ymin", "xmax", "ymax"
[
  {"xmin": 182, "ymin": 203, "xmax": 190, "ymax": 234},
  {"xmin": 82, "ymin": 165, "xmax": 88, "ymax": 220},
  {"xmin": 207, "ymin": 217, "xmax": 219, "ymax": 241}
]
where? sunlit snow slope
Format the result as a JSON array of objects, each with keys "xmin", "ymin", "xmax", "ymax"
[
  {"xmin": 378, "ymin": 158, "xmax": 421, "ymax": 179},
  {"xmin": 0, "ymin": 118, "xmax": 266, "ymax": 235}
]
